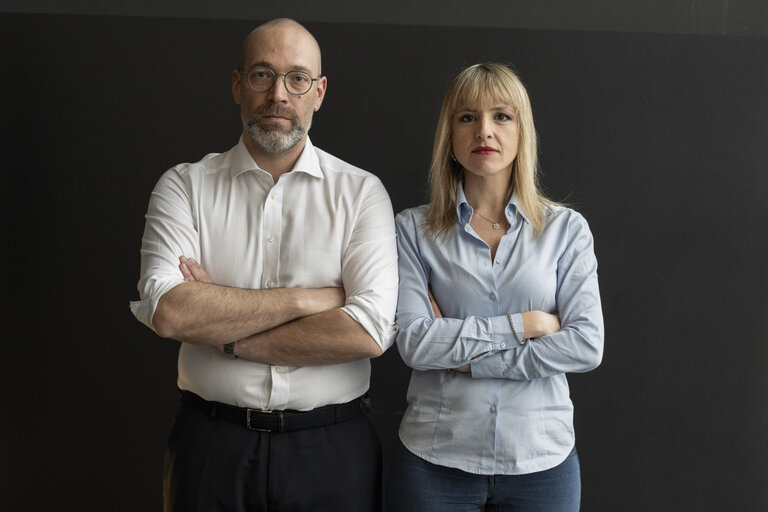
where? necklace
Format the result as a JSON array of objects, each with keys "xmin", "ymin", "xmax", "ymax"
[{"xmin": 473, "ymin": 210, "xmax": 505, "ymax": 230}]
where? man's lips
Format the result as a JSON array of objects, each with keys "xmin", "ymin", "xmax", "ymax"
[{"xmin": 472, "ymin": 146, "xmax": 498, "ymax": 154}]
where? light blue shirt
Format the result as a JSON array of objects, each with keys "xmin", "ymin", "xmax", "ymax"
[{"xmin": 394, "ymin": 184, "xmax": 604, "ymax": 475}]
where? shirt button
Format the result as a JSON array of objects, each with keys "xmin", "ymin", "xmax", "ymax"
[
  {"xmin": 496, "ymin": 259, "xmax": 502, "ymax": 265},
  {"xmin": 274, "ymin": 367, "xmax": 282, "ymax": 373},
  {"xmin": 500, "ymin": 342, "xmax": 506, "ymax": 349},
  {"xmin": 267, "ymin": 281, "xmax": 276, "ymax": 288},
  {"xmin": 490, "ymin": 406, "xmax": 497, "ymax": 413},
  {"xmin": 489, "ymin": 293, "xmax": 497, "ymax": 301},
  {"xmin": 271, "ymin": 193, "xmax": 277, "ymax": 200},
  {"xmin": 267, "ymin": 235, "xmax": 276, "ymax": 243}
]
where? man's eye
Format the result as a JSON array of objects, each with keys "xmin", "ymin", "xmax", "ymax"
[
  {"xmin": 290, "ymin": 73, "xmax": 310, "ymax": 83},
  {"xmin": 250, "ymin": 69, "xmax": 273, "ymax": 80}
]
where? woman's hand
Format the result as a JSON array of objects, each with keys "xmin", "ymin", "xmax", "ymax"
[
  {"xmin": 428, "ymin": 288, "xmax": 442, "ymax": 318},
  {"xmin": 521, "ymin": 311, "xmax": 561, "ymax": 338}
]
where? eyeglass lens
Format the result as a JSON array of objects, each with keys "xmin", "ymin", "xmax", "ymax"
[{"xmin": 246, "ymin": 67, "xmax": 314, "ymax": 95}]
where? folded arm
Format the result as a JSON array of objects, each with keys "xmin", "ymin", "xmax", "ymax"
[
  {"xmin": 470, "ymin": 213, "xmax": 604, "ymax": 380},
  {"xmin": 132, "ymin": 167, "xmax": 398, "ymax": 365},
  {"xmin": 152, "ymin": 257, "xmax": 345, "ymax": 345},
  {"xmin": 394, "ymin": 211, "xmax": 559, "ymax": 372},
  {"xmin": 232, "ymin": 309, "xmax": 382, "ymax": 365},
  {"xmin": 168, "ymin": 257, "xmax": 379, "ymax": 363}
]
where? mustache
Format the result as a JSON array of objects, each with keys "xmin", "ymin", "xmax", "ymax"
[{"xmin": 249, "ymin": 104, "xmax": 300, "ymax": 124}]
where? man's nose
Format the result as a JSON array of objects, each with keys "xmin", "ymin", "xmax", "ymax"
[{"xmin": 267, "ymin": 76, "xmax": 290, "ymax": 102}]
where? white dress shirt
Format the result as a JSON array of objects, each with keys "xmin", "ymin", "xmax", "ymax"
[{"xmin": 131, "ymin": 137, "xmax": 398, "ymax": 411}]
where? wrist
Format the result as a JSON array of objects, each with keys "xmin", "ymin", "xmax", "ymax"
[{"xmin": 508, "ymin": 313, "xmax": 526, "ymax": 346}]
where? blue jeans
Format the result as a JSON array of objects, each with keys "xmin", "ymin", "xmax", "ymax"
[{"xmin": 386, "ymin": 439, "xmax": 581, "ymax": 511}]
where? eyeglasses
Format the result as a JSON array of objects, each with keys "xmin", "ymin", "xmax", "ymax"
[{"xmin": 242, "ymin": 66, "xmax": 322, "ymax": 96}]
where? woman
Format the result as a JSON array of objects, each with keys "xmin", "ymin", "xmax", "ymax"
[{"xmin": 386, "ymin": 63, "xmax": 604, "ymax": 511}]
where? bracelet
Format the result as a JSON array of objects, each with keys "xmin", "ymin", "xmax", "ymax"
[
  {"xmin": 223, "ymin": 342, "xmax": 237, "ymax": 359},
  {"xmin": 508, "ymin": 313, "xmax": 526, "ymax": 346}
]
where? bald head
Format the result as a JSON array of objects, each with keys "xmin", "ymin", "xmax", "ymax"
[{"xmin": 240, "ymin": 18, "xmax": 322, "ymax": 75}]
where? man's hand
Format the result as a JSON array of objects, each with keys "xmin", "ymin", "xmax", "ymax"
[
  {"xmin": 179, "ymin": 256, "xmax": 212, "ymax": 283},
  {"xmin": 153, "ymin": 256, "xmax": 347, "ymax": 346}
]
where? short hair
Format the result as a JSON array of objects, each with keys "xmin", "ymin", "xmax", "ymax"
[{"xmin": 424, "ymin": 63, "xmax": 556, "ymax": 238}]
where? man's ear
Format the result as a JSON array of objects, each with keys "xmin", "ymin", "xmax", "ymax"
[
  {"xmin": 313, "ymin": 75, "xmax": 327, "ymax": 112},
  {"xmin": 232, "ymin": 68, "xmax": 243, "ymax": 105}
]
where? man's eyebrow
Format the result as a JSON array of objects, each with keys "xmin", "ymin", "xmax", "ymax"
[{"xmin": 245, "ymin": 62, "xmax": 315, "ymax": 74}]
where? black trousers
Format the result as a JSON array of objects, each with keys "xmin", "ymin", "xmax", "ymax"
[{"xmin": 163, "ymin": 396, "xmax": 382, "ymax": 512}]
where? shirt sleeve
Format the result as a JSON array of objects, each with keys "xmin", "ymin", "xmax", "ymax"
[
  {"xmin": 471, "ymin": 212, "xmax": 604, "ymax": 380},
  {"xmin": 393, "ymin": 211, "xmax": 523, "ymax": 370},
  {"xmin": 339, "ymin": 177, "xmax": 399, "ymax": 351},
  {"xmin": 129, "ymin": 167, "xmax": 199, "ymax": 331}
]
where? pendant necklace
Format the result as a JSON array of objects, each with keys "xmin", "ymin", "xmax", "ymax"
[{"xmin": 473, "ymin": 210, "xmax": 505, "ymax": 230}]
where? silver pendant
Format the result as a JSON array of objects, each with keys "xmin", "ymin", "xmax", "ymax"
[{"xmin": 492, "ymin": 223, "xmax": 501, "ymax": 230}]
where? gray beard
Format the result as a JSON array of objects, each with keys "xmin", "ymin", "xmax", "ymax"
[{"xmin": 242, "ymin": 107, "xmax": 311, "ymax": 154}]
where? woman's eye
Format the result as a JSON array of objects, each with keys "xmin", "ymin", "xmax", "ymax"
[
  {"xmin": 496, "ymin": 113, "xmax": 513, "ymax": 121},
  {"xmin": 458, "ymin": 114, "xmax": 475, "ymax": 122}
]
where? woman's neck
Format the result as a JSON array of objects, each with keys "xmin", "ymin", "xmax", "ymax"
[{"xmin": 463, "ymin": 173, "xmax": 510, "ymax": 216}]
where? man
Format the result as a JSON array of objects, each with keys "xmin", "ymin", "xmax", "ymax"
[{"xmin": 130, "ymin": 18, "xmax": 398, "ymax": 511}]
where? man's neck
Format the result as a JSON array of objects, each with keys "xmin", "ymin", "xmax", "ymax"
[{"xmin": 243, "ymin": 134, "xmax": 308, "ymax": 183}]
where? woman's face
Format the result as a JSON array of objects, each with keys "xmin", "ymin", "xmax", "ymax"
[{"xmin": 451, "ymin": 97, "xmax": 519, "ymax": 181}]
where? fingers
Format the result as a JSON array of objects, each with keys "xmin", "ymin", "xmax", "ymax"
[
  {"xmin": 179, "ymin": 256, "xmax": 194, "ymax": 281},
  {"xmin": 544, "ymin": 312, "xmax": 561, "ymax": 335},
  {"xmin": 179, "ymin": 256, "xmax": 213, "ymax": 283},
  {"xmin": 428, "ymin": 290, "xmax": 443, "ymax": 318}
]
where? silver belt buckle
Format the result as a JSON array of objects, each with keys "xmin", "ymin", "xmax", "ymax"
[
  {"xmin": 247, "ymin": 408, "xmax": 272, "ymax": 431},
  {"xmin": 246, "ymin": 408, "xmax": 284, "ymax": 432}
]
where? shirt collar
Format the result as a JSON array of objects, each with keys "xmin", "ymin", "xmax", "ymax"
[
  {"xmin": 455, "ymin": 181, "xmax": 530, "ymax": 226},
  {"xmin": 229, "ymin": 136, "xmax": 324, "ymax": 180}
]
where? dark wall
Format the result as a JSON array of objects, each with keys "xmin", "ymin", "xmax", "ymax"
[{"xmin": 1, "ymin": 11, "xmax": 767, "ymax": 511}]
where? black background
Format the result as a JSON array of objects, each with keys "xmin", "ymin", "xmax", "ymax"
[{"xmin": 1, "ymin": 3, "xmax": 767, "ymax": 510}]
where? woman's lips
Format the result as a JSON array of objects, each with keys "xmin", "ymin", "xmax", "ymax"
[{"xmin": 472, "ymin": 146, "xmax": 498, "ymax": 155}]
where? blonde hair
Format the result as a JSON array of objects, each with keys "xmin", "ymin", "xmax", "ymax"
[{"xmin": 425, "ymin": 63, "xmax": 557, "ymax": 238}]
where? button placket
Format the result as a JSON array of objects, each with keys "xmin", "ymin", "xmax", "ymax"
[{"xmin": 262, "ymin": 183, "xmax": 283, "ymax": 290}]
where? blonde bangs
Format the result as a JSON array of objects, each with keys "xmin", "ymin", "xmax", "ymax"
[{"xmin": 425, "ymin": 63, "xmax": 556, "ymax": 240}]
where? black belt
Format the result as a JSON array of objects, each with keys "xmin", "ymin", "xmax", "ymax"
[{"xmin": 181, "ymin": 390, "xmax": 370, "ymax": 433}]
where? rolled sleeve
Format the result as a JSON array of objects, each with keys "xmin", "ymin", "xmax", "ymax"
[
  {"xmin": 129, "ymin": 167, "xmax": 200, "ymax": 332},
  {"xmin": 339, "ymin": 178, "xmax": 399, "ymax": 350}
]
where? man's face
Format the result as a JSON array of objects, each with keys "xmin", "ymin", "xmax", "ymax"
[{"xmin": 233, "ymin": 25, "xmax": 327, "ymax": 154}]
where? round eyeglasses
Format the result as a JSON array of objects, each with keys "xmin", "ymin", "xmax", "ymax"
[{"xmin": 243, "ymin": 66, "xmax": 322, "ymax": 96}]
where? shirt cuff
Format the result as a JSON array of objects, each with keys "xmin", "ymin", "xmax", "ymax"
[
  {"xmin": 129, "ymin": 299, "xmax": 157, "ymax": 332},
  {"xmin": 470, "ymin": 352, "xmax": 505, "ymax": 378},
  {"xmin": 490, "ymin": 313, "xmax": 525, "ymax": 348}
]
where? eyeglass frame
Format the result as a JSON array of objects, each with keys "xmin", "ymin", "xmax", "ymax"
[{"xmin": 239, "ymin": 66, "xmax": 324, "ymax": 96}]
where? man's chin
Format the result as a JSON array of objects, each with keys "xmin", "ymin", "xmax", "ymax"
[
  {"xmin": 247, "ymin": 129, "xmax": 303, "ymax": 154},
  {"xmin": 255, "ymin": 121, "xmax": 293, "ymax": 134}
]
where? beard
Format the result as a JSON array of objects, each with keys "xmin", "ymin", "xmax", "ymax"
[{"xmin": 242, "ymin": 104, "xmax": 311, "ymax": 154}]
